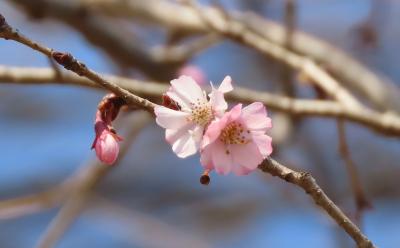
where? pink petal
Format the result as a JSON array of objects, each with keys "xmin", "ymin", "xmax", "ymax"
[
  {"xmin": 252, "ymin": 133, "xmax": 273, "ymax": 157},
  {"xmin": 166, "ymin": 90, "xmax": 191, "ymax": 110},
  {"xmin": 170, "ymin": 125, "xmax": 203, "ymax": 158},
  {"xmin": 242, "ymin": 102, "xmax": 272, "ymax": 131},
  {"xmin": 200, "ymin": 145, "xmax": 214, "ymax": 170},
  {"xmin": 218, "ymin": 76, "xmax": 233, "ymax": 93},
  {"xmin": 95, "ymin": 132, "xmax": 119, "ymax": 165},
  {"xmin": 165, "ymin": 123, "xmax": 194, "ymax": 144},
  {"xmin": 232, "ymin": 165, "xmax": 252, "ymax": 176},
  {"xmin": 170, "ymin": 75, "xmax": 205, "ymax": 104},
  {"xmin": 211, "ymin": 141, "xmax": 233, "ymax": 175},
  {"xmin": 209, "ymin": 89, "xmax": 228, "ymax": 117},
  {"xmin": 202, "ymin": 117, "xmax": 227, "ymax": 149},
  {"xmin": 154, "ymin": 105, "xmax": 190, "ymax": 129},
  {"xmin": 231, "ymin": 142, "xmax": 264, "ymax": 174},
  {"xmin": 228, "ymin": 103, "xmax": 243, "ymax": 122}
]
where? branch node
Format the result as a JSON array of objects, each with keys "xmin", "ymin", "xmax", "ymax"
[{"xmin": 52, "ymin": 51, "xmax": 87, "ymax": 76}]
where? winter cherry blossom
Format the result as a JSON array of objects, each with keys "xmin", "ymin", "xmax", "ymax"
[
  {"xmin": 154, "ymin": 75, "xmax": 233, "ymax": 158},
  {"xmin": 200, "ymin": 103, "xmax": 273, "ymax": 175}
]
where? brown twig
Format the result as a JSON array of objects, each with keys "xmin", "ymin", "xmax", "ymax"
[
  {"xmin": 259, "ymin": 157, "xmax": 375, "ymax": 248},
  {"xmin": 337, "ymin": 119, "xmax": 372, "ymax": 227}
]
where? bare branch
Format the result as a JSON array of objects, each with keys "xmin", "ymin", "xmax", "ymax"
[{"xmin": 259, "ymin": 157, "xmax": 375, "ymax": 248}]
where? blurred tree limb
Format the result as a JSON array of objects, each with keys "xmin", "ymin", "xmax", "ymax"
[{"xmin": 71, "ymin": 0, "xmax": 400, "ymax": 112}]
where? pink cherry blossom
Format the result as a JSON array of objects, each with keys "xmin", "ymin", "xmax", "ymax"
[
  {"xmin": 200, "ymin": 102, "xmax": 273, "ymax": 175},
  {"xmin": 178, "ymin": 65, "xmax": 206, "ymax": 86},
  {"xmin": 154, "ymin": 75, "xmax": 233, "ymax": 158}
]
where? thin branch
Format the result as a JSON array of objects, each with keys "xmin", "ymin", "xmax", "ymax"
[
  {"xmin": 337, "ymin": 119, "xmax": 371, "ymax": 228},
  {"xmin": 259, "ymin": 157, "xmax": 375, "ymax": 248},
  {"xmin": 1, "ymin": 65, "xmax": 400, "ymax": 137}
]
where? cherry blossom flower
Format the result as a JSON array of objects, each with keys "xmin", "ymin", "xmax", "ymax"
[
  {"xmin": 154, "ymin": 75, "xmax": 233, "ymax": 158},
  {"xmin": 200, "ymin": 103, "xmax": 273, "ymax": 175}
]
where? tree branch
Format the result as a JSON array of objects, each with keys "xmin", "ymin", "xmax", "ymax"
[{"xmin": 259, "ymin": 157, "xmax": 375, "ymax": 248}]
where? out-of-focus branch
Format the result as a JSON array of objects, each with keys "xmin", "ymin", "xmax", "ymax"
[
  {"xmin": 337, "ymin": 120, "xmax": 371, "ymax": 228},
  {"xmin": 1, "ymin": 65, "xmax": 400, "ymax": 137},
  {"xmin": 258, "ymin": 158, "xmax": 375, "ymax": 248},
  {"xmin": 150, "ymin": 33, "xmax": 221, "ymax": 63},
  {"xmin": 0, "ymin": 185, "xmax": 67, "ymax": 219},
  {"xmin": 186, "ymin": 1, "xmax": 362, "ymax": 110},
  {"xmin": 78, "ymin": 0, "xmax": 400, "ymax": 112},
  {"xmin": 7, "ymin": 0, "xmax": 185, "ymax": 81}
]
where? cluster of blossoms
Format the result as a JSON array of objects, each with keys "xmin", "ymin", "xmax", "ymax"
[{"xmin": 155, "ymin": 75, "xmax": 273, "ymax": 179}]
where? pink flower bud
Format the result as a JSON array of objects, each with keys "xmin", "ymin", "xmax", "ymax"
[
  {"xmin": 94, "ymin": 129, "xmax": 121, "ymax": 165},
  {"xmin": 178, "ymin": 65, "xmax": 206, "ymax": 86}
]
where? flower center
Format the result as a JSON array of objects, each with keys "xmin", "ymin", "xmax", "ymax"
[
  {"xmin": 190, "ymin": 99, "xmax": 213, "ymax": 126},
  {"xmin": 220, "ymin": 122, "xmax": 249, "ymax": 145}
]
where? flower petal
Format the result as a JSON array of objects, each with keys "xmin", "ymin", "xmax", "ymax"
[
  {"xmin": 154, "ymin": 105, "xmax": 190, "ymax": 129},
  {"xmin": 252, "ymin": 133, "xmax": 273, "ymax": 157},
  {"xmin": 200, "ymin": 145, "xmax": 214, "ymax": 170},
  {"xmin": 242, "ymin": 102, "xmax": 272, "ymax": 131},
  {"xmin": 165, "ymin": 123, "xmax": 194, "ymax": 144},
  {"xmin": 209, "ymin": 89, "xmax": 228, "ymax": 117},
  {"xmin": 95, "ymin": 132, "xmax": 119, "ymax": 165},
  {"xmin": 211, "ymin": 141, "xmax": 233, "ymax": 175},
  {"xmin": 218, "ymin": 76, "xmax": 233, "ymax": 93},
  {"xmin": 170, "ymin": 75, "xmax": 205, "ymax": 104},
  {"xmin": 231, "ymin": 142, "xmax": 264, "ymax": 173},
  {"xmin": 232, "ymin": 164, "xmax": 252, "ymax": 176},
  {"xmin": 170, "ymin": 125, "xmax": 203, "ymax": 158}
]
